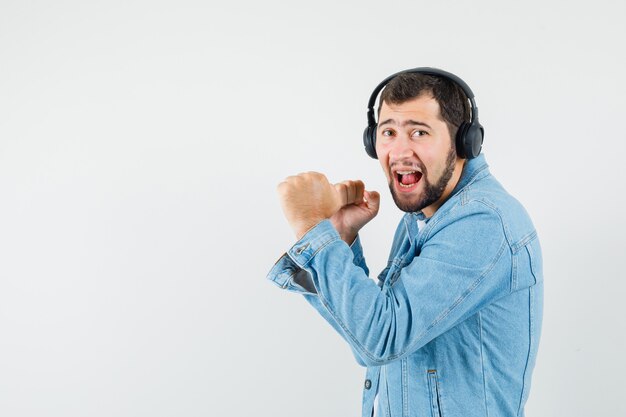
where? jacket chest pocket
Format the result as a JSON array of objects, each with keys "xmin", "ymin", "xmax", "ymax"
[
  {"xmin": 427, "ymin": 370, "xmax": 443, "ymax": 417},
  {"xmin": 379, "ymin": 238, "xmax": 418, "ymax": 288}
]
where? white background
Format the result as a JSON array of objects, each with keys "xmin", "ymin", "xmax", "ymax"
[{"xmin": 1, "ymin": 0, "xmax": 625, "ymax": 416}]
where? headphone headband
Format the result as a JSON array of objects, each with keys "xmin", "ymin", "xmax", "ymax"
[{"xmin": 366, "ymin": 67, "xmax": 478, "ymax": 127}]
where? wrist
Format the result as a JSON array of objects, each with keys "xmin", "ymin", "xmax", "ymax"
[
  {"xmin": 335, "ymin": 226, "xmax": 358, "ymax": 245},
  {"xmin": 294, "ymin": 218, "xmax": 326, "ymax": 240},
  {"xmin": 341, "ymin": 232, "xmax": 357, "ymax": 246}
]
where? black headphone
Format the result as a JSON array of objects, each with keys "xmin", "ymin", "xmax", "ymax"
[{"xmin": 362, "ymin": 67, "xmax": 484, "ymax": 160}]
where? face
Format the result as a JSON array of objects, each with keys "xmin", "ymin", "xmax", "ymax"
[{"xmin": 375, "ymin": 94, "xmax": 464, "ymax": 217}]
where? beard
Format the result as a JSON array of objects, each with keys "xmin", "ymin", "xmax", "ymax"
[{"xmin": 389, "ymin": 146, "xmax": 457, "ymax": 213}]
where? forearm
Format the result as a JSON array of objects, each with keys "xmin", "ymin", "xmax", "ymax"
[{"xmin": 275, "ymin": 220, "xmax": 404, "ymax": 365}]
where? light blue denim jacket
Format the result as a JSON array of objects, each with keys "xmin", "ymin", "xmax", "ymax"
[{"xmin": 267, "ymin": 154, "xmax": 543, "ymax": 417}]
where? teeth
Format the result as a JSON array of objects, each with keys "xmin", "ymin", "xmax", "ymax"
[
  {"xmin": 399, "ymin": 182, "xmax": 416, "ymax": 188},
  {"xmin": 396, "ymin": 170, "xmax": 417, "ymax": 175}
]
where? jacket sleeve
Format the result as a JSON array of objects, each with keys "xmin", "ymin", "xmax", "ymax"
[
  {"xmin": 267, "ymin": 201, "xmax": 510, "ymax": 366},
  {"xmin": 267, "ymin": 232, "xmax": 373, "ymax": 366}
]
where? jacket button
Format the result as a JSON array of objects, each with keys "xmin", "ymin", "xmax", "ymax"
[
  {"xmin": 295, "ymin": 243, "xmax": 309, "ymax": 254},
  {"xmin": 364, "ymin": 379, "xmax": 371, "ymax": 390}
]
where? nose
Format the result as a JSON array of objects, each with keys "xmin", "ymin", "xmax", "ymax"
[{"xmin": 388, "ymin": 134, "xmax": 415, "ymax": 162}]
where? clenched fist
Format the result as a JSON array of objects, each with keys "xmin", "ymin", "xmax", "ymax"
[
  {"xmin": 330, "ymin": 181, "xmax": 380, "ymax": 244},
  {"xmin": 277, "ymin": 172, "xmax": 380, "ymax": 241}
]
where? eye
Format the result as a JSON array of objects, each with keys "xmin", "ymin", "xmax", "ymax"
[
  {"xmin": 381, "ymin": 129, "xmax": 394, "ymax": 137},
  {"xmin": 411, "ymin": 130, "xmax": 428, "ymax": 138}
]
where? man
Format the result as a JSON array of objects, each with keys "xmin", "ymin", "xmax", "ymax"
[{"xmin": 267, "ymin": 68, "xmax": 543, "ymax": 417}]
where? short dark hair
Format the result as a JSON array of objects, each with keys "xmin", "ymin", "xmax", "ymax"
[{"xmin": 378, "ymin": 73, "xmax": 471, "ymax": 142}]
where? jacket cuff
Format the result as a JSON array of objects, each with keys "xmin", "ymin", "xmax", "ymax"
[
  {"xmin": 286, "ymin": 219, "xmax": 341, "ymax": 268},
  {"xmin": 266, "ymin": 219, "xmax": 341, "ymax": 294},
  {"xmin": 266, "ymin": 254, "xmax": 301, "ymax": 290}
]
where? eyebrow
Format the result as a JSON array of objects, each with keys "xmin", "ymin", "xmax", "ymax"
[{"xmin": 378, "ymin": 119, "xmax": 432, "ymax": 130}]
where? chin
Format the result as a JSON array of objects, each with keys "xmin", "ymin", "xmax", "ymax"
[{"xmin": 390, "ymin": 189, "xmax": 427, "ymax": 213}]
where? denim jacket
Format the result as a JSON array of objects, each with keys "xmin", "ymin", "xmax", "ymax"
[{"xmin": 267, "ymin": 154, "xmax": 543, "ymax": 417}]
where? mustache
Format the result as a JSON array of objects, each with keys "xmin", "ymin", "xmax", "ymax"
[{"xmin": 389, "ymin": 160, "xmax": 426, "ymax": 173}]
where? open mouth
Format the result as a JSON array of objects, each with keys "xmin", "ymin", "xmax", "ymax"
[{"xmin": 395, "ymin": 170, "xmax": 423, "ymax": 189}]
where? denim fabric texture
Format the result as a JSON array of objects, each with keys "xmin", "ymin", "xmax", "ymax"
[{"xmin": 267, "ymin": 154, "xmax": 543, "ymax": 417}]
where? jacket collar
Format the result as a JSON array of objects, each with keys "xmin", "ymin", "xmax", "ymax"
[{"xmin": 450, "ymin": 153, "xmax": 490, "ymax": 196}]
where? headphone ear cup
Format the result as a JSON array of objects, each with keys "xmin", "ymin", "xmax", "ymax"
[
  {"xmin": 455, "ymin": 122, "xmax": 470, "ymax": 159},
  {"xmin": 363, "ymin": 125, "xmax": 378, "ymax": 159},
  {"xmin": 464, "ymin": 123, "xmax": 484, "ymax": 159},
  {"xmin": 456, "ymin": 122, "xmax": 483, "ymax": 160}
]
